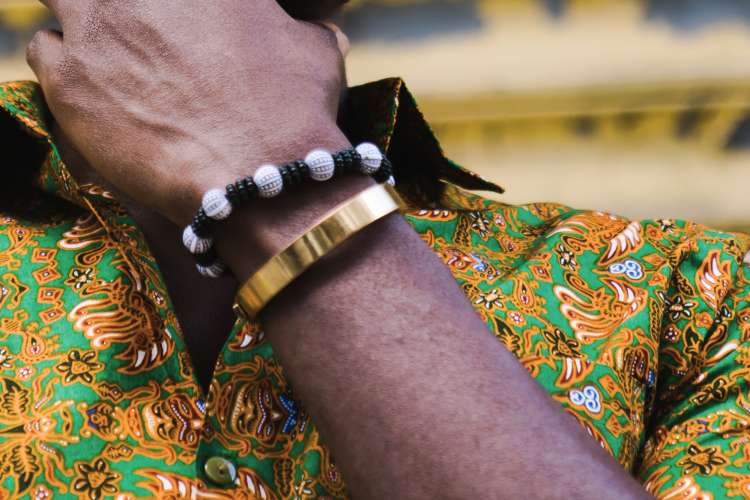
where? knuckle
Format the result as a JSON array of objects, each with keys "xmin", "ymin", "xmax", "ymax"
[
  {"xmin": 25, "ymin": 31, "xmax": 47, "ymax": 65},
  {"xmin": 308, "ymin": 25, "xmax": 344, "ymax": 74},
  {"xmin": 318, "ymin": 25, "xmax": 340, "ymax": 52},
  {"xmin": 299, "ymin": 21, "xmax": 339, "ymax": 52},
  {"xmin": 26, "ymin": 31, "xmax": 67, "ymax": 95}
]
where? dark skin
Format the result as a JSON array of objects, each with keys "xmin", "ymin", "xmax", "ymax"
[{"xmin": 27, "ymin": 1, "xmax": 652, "ymax": 498}]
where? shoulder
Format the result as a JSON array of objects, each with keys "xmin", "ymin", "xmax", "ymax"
[{"xmin": 405, "ymin": 186, "xmax": 750, "ymax": 279}]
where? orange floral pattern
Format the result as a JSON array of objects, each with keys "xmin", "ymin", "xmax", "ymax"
[{"xmin": 0, "ymin": 79, "xmax": 747, "ymax": 499}]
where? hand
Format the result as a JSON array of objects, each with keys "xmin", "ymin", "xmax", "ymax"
[{"xmin": 27, "ymin": 0, "xmax": 349, "ymax": 224}]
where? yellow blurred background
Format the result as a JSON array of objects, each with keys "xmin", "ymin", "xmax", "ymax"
[{"xmin": 0, "ymin": 0, "xmax": 748, "ymax": 230}]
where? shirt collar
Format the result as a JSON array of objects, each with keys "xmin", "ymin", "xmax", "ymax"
[{"xmin": 0, "ymin": 78, "xmax": 504, "ymax": 208}]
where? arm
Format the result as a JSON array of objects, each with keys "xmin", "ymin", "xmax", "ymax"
[
  {"xmin": 219, "ymin": 174, "xmax": 650, "ymax": 499},
  {"xmin": 26, "ymin": 2, "xmax": 649, "ymax": 497}
]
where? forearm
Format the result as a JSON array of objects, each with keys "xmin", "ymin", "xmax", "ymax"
[{"xmin": 217, "ymin": 160, "xmax": 650, "ymax": 499}]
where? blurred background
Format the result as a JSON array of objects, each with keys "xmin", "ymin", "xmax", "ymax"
[{"xmin": 0, "ymin": 0, "xmax": 748, "ymax": 230}]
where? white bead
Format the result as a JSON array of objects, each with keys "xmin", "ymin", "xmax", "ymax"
[
  {"xmin": 355, "ymin": 142, "xmax": 383, "ymax": 175},
  {"xmin": 182, "ymin": 225, "xmax": 213, "ymax": 254},
  {"xmin": 305, "ymin": 149, "xmax": 335, "ymax": 182},
  {"xmin": 202, "ymin": 188, "xmax": 233, "ymax": 220},
  {"xmin": 386, "ymin": 175, "xmax": 396, "ymax": 186},
  {"xmin": 197, "ymin": 260, "xmax": 226, "ymax": 278},
  {"xmin": 253, "ymin": 165, "xmax": 283, "ymax": 198}
]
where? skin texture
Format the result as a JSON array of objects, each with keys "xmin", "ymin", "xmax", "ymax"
[{"xmin": 27, "ymin": 2, "xmax": 653, "ymax": 498}]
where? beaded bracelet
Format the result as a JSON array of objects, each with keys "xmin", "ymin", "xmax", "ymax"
[{"xmin": 182, "ymin": 143, "xmax": 395, "ymax": 277}]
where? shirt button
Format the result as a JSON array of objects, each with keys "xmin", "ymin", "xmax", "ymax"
[{"xmin": 204, "ymin": 456, "xmax": 237, "ymax": 486}]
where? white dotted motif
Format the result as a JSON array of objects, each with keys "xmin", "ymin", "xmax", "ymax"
[
  {"xmin": 305, "ymin": 149, "xmax": 335, "ymax": 182},
  {"xmin": 254, "ymin": 165, "xmax": 283, "ymax": 198},
  {"xmin": 182, "ymin": 225, "xmax": 212, "ymax": 254},
  {"xmin": 197, "ymin": 260, "xmax": 226, "ymax": 278},
  {"xmin": 355, "ymin": 142, "xmax": 383, "ymax": 175},
  {"xmin": 202, "ymin": 189, "xmax": 233, "ymax": 220}
]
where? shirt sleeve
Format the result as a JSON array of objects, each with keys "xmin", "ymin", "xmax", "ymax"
[{"xmin": 636, "ymin": 232, "xmax": 750, "ymax": 499}]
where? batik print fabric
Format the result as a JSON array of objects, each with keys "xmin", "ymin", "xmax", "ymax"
[{"xmin": 0, "ymin": 78, "xmax": 747, "ymax": 500}]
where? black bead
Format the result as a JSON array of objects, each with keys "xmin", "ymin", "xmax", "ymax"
[
  {"xmin": 191, "ymin": 208, "xmax": 213, "ymax": 238},
  {"xmin": 287, "ymin": 163, "xmax": 300, "ymax": 185},
  {"xmin": 372, "ymin": 160, "xmax": 393, "ymax": 184},
  {"xmin": 333, "ymin": 152, "xmax": 345, "ymax": 175},
  {"xmin": 236, "ymin": 178, "xmax": 248, "ymax": 201},
  {"xmin": 346, "ymin": 148, "xmax": 361, "ymax": 172},
  {"xmin": 194, "ymin": 247, "xmax": 219, "ymax": 266},
  {"xmin": 339, "ymin": 150, "xmax": 350, "ymax": 172},
  {"xmin": 351, "ymin": 149, "xmax": 362, "ymax": 171},
  {"xmin": 247, "ymin": 178, "xmax": 258, "ymax": 197},
  {"xmin": 294, "ymin": 160, "xmax": 308, "ymax": 180},
  {"xmin": 286, "ymin": 161, "xmax": 305, "ymax": 185},
  {"xmin": 238, "ymin": 177, "xmax": 258, "ymax": 201},
  {"xmin": 293, "ymin": 160, "xmax": 309, "ymax": 180},
  {"xmin": 192, "ymin": 208, "xmax": 209, "ymax": 226},
  {"xmin": 279, "ymin": 164, "xmax": 293, "ymax": 187},
  {"xmin": 225, "ymin": 183, "xmax": 241, "ymax": 209}
]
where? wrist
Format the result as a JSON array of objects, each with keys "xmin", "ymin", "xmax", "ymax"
[{"xmin": 215, "ymin": 173, "xmax": 377, "ymax": 283}]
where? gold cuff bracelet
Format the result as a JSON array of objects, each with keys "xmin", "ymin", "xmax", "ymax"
[{"xmin": 233, "ymin": 183, "xmax": 405, "ymax": 320}]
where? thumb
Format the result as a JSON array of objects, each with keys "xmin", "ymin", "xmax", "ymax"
[{"xmin": 26, "ymin": 30, "xmax": 64, "ymax": 91}]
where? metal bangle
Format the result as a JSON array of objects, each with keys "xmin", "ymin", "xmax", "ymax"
[{"xmin": 233, "ymin": 183, "xmax": 405, "ymax": 320}]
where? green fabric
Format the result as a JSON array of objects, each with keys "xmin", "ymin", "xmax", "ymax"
[{"xmin": 0, "ymin": 79, "xmax": 748, "ymax": 499}]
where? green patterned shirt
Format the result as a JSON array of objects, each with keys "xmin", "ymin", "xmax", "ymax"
[{"xmin": 0, "ymin": 78, "xmax": 749, "ymax": 499}]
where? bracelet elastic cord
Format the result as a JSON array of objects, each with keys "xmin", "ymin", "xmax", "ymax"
[{"xmin": 183, "ymin": 143, "xmax": 395, "ymax": 277}]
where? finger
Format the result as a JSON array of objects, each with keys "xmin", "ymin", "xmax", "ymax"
[
  {"xmin": 318, "ymin": 21, "xmax": 350, "ymax": 57},
  {"xmin": 37, "ymin": 0, "xmax": 80, "ymax": 30},
  {"xmin": 26, "ymin": 29, "xmax": 64, "ymax": 90}
]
